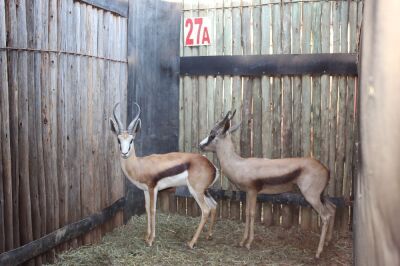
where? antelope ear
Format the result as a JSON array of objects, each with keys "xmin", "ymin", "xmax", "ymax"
[
  {"xmin": 110, "ymin": 118, "xmax": 119, "ymax": 135},
  {"xmin": 228, "ymin": 122, "xmax": 241, "ymax": 134}
]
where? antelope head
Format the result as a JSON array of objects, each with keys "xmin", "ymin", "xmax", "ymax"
[
  {"xmin": 199, "ymin": 110, "xmax": 241, "ymax": 152},
  {"xmin": 110, "ymin": 102, "xmax": 141, "ymax": 159}
]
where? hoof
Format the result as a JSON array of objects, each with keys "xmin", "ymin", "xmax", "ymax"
[
  {"xmin": 206, "ymin": 235, "xmax": 213, "ymax": 241},
  {"xmin": 146, "ymin": 238, "xmax": 154, "ymax": 247},
  {"xmin": 239, "ymin": 240, "xmax": 246, "ymax": 247},
  {"xmin": 187, "ymin": 242, "xmax": 195, "ymax": 249},
  {"xmin": 245, "ymin": 243, "xmax": 251, "ymax": 250}
]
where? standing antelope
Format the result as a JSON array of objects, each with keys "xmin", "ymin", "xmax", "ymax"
[
  {"xmin": 110, "ymin": 102, "xmax": 218, "ymax": 248},
  {"xmin": 199, "ymin": 110, "xmax": 336, "ymax": 258}
]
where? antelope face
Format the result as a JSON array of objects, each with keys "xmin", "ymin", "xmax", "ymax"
[
  {"xmin": 110, "ymin": 102, "xmax": 141, "ymax": 159},
  {"xmin": 117, "ymin": 132, "xmax": 135, "ymax": 159},
  {"xmin": 199, "ymin": 110, "xmax": 240, "ymax": 152},
  {"xmin": 199, "ymin": 128, "xmax": 219, "ymax": 152}
]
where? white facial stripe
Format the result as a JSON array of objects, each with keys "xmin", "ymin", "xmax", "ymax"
[{"xmin": 200, "ymin": 136, "xmax": 209, "ymax": 146}]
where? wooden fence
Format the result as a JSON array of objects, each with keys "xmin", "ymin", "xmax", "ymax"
[
  {"xmin": 175, "ymin": 0, "xmax": 363, "ymax": 232},
  {"xmin": 0, "ymin": 0, "xmax": 128, "ymax": 264}
]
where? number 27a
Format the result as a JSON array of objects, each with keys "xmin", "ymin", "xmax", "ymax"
[{"xmin": 185, "ymin": 18, "xmax": 211, "ymax": 46}]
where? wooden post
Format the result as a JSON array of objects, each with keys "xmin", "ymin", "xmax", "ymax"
[
  {"xmin": 355, "ymin": 0, "xmax": 400, "ymax": 264},
  {"xmin": 300, "ymin": 2, "xmax": 312, "ymax": 230},
  {"xmin": 261, "ymin": 0, "xmax": 273, "ymax": 227},
  {"xmin": 0, "ymin": 0, "xmax": 14, "ymax": 251}
]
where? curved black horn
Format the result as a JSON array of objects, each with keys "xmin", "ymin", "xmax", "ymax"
[
  {"xmin": 216, "ymin": 111, "xmax": 231, "ymax": 127},
  {"xmin": 127, "ymin": 102, "xmax": 141, "ymax": 133},
  {"xmin": 113, "ymin": 102, "xmax": 124, "ymax": 131},
  {"xmin": 229, "ymin": 109, "xmax": 236, "ymax": 120}
]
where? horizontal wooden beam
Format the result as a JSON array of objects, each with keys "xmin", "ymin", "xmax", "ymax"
[
  {"xmin": 180, "ymin": 53, "xmax": 358, "ymax": 76},
  {"xmin": 0, "ymin": 198, "xmax": 125, "ymax": 266},
  {"xmin": 175, "ymin": 187, "xmax": 350, "ymax": 207},
  {"xmin": 76, "ymin": 0, "xmax": 129, "ymax": 17}
]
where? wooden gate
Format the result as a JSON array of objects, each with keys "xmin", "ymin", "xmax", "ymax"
[
  {"xmin": 176, "ymin": 0, "xmax": 362, "ymax": 232},
  {"xmin": 0, "ymin": 0, "xmax": 128, "ymax": 263}
]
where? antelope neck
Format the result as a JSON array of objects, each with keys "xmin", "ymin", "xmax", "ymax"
[{"xmin": 215, "ymin": 134, "xmax": 242, "ymax": 180}]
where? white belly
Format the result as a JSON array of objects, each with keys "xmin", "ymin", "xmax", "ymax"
[{"xmin": 156, "ymin": 170, "xmax": 188, "ymax": 191}]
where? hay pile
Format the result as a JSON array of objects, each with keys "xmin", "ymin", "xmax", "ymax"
[{"xmin": 49, "ymin": 213, "xmax": 352, "ymax": 266}]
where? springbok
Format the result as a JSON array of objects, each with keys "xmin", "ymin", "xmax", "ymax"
[
  {"xmin": 199, "ymin": 110, "xmax": 336, "ymax": 258},
  {"xmin": 110, "ymin": 102, "xmax": 218, "ymax": 248}
]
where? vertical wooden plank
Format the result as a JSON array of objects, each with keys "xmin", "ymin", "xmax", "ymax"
[
  {"xmin": 271, "ymin": 2, "xmax": 281, "ymax": 160},
  {"xmin": 48, "ymin": 2, "xmax": 59, "ymax": 244},
  {"xmin": 182, "ymin": 0, "xmax": 193, "ymax": 216},
  {"xmin": 28, "ymin": 1, "xmax": 44, "ymax": 263},
  {"xmin": 117, "ymin": 15, "xmax": 127, "ymax": 226},
  {"xmin": 311, "ymin": 1, "xmax": 322, "ymax": 233},
  {"xmin": 335, "ymin": 0, "xmax": 349, "ymax": 230},
  {"xmin": 0, "ymin": 104, "xmax": 4, "ymax": 252},
  {"xmin": 291, "ymin": 1, "xmax": 301, "ymax": 158},
  {"xmin": 91, "ymin": 5, "xmax": 100, "ymax": 242},
  {"xmin": 6, "ymin": 0, "xmax": 20, "ymax": 249},
  {"xmin": 0, "ymin": 0, "xmax": 13, "ymax": 251},
  {"xmin": 78, "ymin": 2, "xmax": 90, "ymax": 245},
  {"xmin": 98, "ymin": 8, "xmax": 108, "ymax": 234},
  {"xmin": 281, "ymin": 0, "xmax": 292, "ymax": 159},
  {"xmin": 271, "ymin": 1, "xmax": 282, "ymax": 226},
  {"xmin": 241, "ymin": 0, "xmax": 252, "ymax": 159},
  {"xmin": 328, "ymin": 1, "xmax": 340, "ymax": 196},
  {"xmin": 221, "ymin": 0, "xmax": 233, "ymax": 219},
  {"xmin": 300, "ymin": 1, "xmax": 312, "ymax": 231},
  {"xmin": 16, "ymin": 0, "xmax": 34, "ymax": 252},
  {"xmin": 252, "ymin": 0, "xmax": 262, "ymax": 224},
  {"xmin": 280, "ymin": 0, "xmax": 293, "ymax": 229},
  {"xmin": 57, "ymin": 0, "xmax": 68, "ymax": 251},
  {"xmin": 230, "ymin": 0, "xmax": 242, "ymax": 221},
  {"xmin": 342, "ymin": 0, "xmax": 357, "ymax": 233},
  {"xmin": 261, "ymin": 0, "xmax": 273, "ymax": 226},
  {"xmin": 290, "ymin": 0, "xmax": 302, "ymax": 226},
  {"xmin": 320, "ymin": 1, "xmax": 330, "ymax": 168},
  {"xmin": 40, "ymin": 0, "xmax": 53, "ymax": 251},
  {"xmin": 188, "ymin": 0, "xmax": 206, "ymax": 217}
]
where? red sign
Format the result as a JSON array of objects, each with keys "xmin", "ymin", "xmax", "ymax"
[{"xmin": 184, "ymin": 17, "xmax": 211, "ymax": 46}]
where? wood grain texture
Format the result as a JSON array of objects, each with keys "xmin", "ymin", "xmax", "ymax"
[{"xmin": 0, "ymin": 0, "xmax": 14, "ymax": 251}]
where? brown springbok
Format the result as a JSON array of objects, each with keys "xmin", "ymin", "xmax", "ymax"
[
  {"xmin": 110, "ymin": 102, "xmax": 218, "ymax": 248},
  {"xmin": 199, "ymin": 110, "xmax": 336, "ymax": 258}
]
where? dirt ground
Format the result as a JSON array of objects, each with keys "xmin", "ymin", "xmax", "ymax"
[{"xmin": 49, "ymin": 213, "xmax": 352, "ymax": 266}]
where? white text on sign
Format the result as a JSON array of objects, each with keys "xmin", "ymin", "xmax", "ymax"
[{"xmin": 184, "ymin": 17, "xmax": 211, "ymax": 46}]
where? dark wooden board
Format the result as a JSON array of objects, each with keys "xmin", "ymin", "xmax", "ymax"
[
  {"xmin": 175, "ymin": 187, "xmax": 349, "ymax": 208},
  {"xmin": 180, "ymin": 53, "xmax": 358, "ymax": 76},
  {"xmin": 125, "ymin": 0, "xmax": 182, "ymax": 220},
  {"xmin": 0, "ymin": 198, "xmax": 125, "ymax": 266},
  {"xmin": 76, "ymin": 0, "xmax": 128, "ymax": 17}
]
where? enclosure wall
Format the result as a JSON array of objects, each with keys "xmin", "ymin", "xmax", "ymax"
[
  {"xmin": 0, "ymin": 0, "xmax": 128, "ymax": 264},
  {"xmin": 176, "ymin": 0, "xmax": 362, "ymax": 232}
]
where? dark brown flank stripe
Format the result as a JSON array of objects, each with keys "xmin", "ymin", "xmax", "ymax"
[
  {"xmin": 152, "ymin": 162, "xmax": 190, "ymax": 186},
  {"xmin": 253, "ymin": 168, "xmax": 302, "ymax": 191}
]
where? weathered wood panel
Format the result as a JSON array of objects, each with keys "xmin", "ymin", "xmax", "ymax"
[
  {"xmin": 0, "ymin": 0, "xmax": 128, "ymax": 263},
  {"xmin": 126, "ymin": 0, "xmax": 181, "ymax": 219}
]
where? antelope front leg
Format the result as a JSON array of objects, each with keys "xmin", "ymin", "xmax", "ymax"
[
  {"xmin": 245, "ymin": 191, "xmax": 257, "ymax": 249},
  {"xmin": 146, "ymin": 189, "xmax": 157, "ymax": 247},
  {"xmin": 144, "ymin": 190, "xmax": 151, "ymax": 242},
  {"xmin": 239, "ymin": 195, "xmax": 250, "ymax": 247}
]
